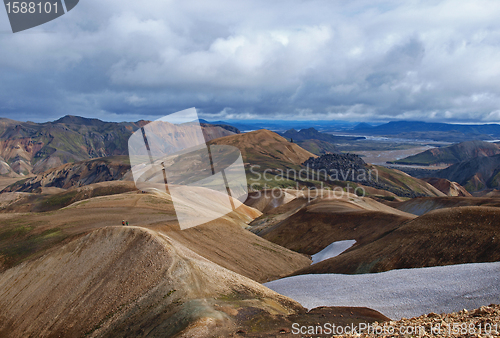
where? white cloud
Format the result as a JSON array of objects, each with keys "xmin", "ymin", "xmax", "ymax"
[{"xmin": 1, "ymin": 0, "xmax": 500, "ymax": 122}]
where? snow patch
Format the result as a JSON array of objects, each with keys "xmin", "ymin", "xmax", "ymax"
[
  {"xmin": 264, "ymin": 262, "xmax": 500, "ymax": 320},
  {"xmin": 311, "ymin": 240, "xmax": 356, "ymax": 264}
]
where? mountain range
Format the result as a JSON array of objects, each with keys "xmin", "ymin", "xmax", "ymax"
[
  {"xmin": 434, "ymin": 154, "xmax": 500, "ymax": 192},
  {"xmin": 391, "ymin": 140, "xmax": 500, "ymax": 192},
  {"xmin": 4, "ymin": 116, "xmax": 500, "ymax": 180},
  {"xmin": 352, "ymin": 121, "xmax": 500, "ymax": 142},
  {"xmin": 392, "ymin": 140, "xmax": 500, "ymax": 166},
  {"xmin": 0, "ymin": 116, "xmax": 236, "ymax": 177},
  {"xmin": 2, "ymin": 128, "xmax": 445, "ymax": 207}
]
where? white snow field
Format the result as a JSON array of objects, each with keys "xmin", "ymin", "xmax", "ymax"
[
  {"xmin": 265, "ymin": 262, "xmax": 500, "ymax": 320},
  {"xmin": 311, "ymin": 240, "xmax": 356, "ymax": 264}
]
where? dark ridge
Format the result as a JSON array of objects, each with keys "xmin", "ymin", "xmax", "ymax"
[
  {"xmin": 354, "ymin": 120, "xmax": 500, "ymax": 136},
  {"xmin": 52, "ymin": 115, "xmax": 108, "ymax": 127}
]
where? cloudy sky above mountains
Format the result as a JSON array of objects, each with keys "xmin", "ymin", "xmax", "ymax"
[{"xmin": 2, "ymin": 0, "xmax": 500, "ymax": 123}]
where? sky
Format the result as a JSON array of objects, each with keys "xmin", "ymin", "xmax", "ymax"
[{"xmin": 1, "ymin": 0, "xmax": 500, "ymax": 123}]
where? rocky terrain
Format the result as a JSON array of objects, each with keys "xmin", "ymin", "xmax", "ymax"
[
  {"xmin": 1, "ymin": 128, "xmax": 446, "ymax": 201},
  {"xmin": 244, "ymin": 189, "xmax": 301, "ymax": 213},
  {"xmin": 0, "ymin": 181, "xmax": 138, "ymax": 213},
  {"xmin": 280, "ymin": 127, "xmax": 365, "ymax": 155},
  {"xmin": 1, "ymin": 156, "xmax": 131, "ymax": 192},
  {"xmin": 250, "ymin": 192, "xmax": 415, "ymax": 255},
  {"xmin": 0, "ymin": 189, "xmax": 391, "ymax": 337},
  {"xmin": 0, "ymin": 226, "xmax": 305, "ymax": 337},
  {"xmin": 359, "ymin": 304, "xmax": 500, "ymax": 338},
  {"xmin": 303, "ymin": 153, "xmax": 367, "ymax": 172},
  {"xmin": 293, "ymin": 139, "xmax": 339, "ymax": 155},
  {"xmin": 386, "ymin": 140, "xmax": 500, "ymax": 194},
  {"xmin": 303, "ymin": 154, "xmax": 443, "ymax": 198},
  {"xmin": 211, "ymin": 129, "xmax": 315, "ymax": 168}
]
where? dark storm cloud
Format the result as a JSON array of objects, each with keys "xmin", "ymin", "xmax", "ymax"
[{"xmin": 1, "ymin": 0, "xmax": 500, "ymax": 122}]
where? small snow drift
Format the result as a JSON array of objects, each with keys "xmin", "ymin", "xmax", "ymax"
[
  {"xmin": 311, "ymin": 240, "xmax": 356, "ymax": 264},
  {"xmin": 265, "ymin": 262, "xmax": 500, "ymax": 320}
]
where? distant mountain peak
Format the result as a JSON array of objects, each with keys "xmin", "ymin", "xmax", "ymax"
[
  {"xmin": 353, "ymin": 122, "xmax": 373, "ymax": 130},
  {"xmin": 54, "ymin": 115, "xmax": 106, "ymax": 126}
]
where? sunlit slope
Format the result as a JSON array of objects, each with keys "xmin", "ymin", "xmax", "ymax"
[
  {"xmin": 374, "ymin": 165, "xmax": 445, "ymax": 197},
  {"xmin": 210, "ymin": 129, "xmax": 315, "ymax": 169},
  {"xmin": 244, "ymin": 189, "xmax": 303, "ymax": 213},
  {"xmin": 0, "ymin": 187, "xmax": 311, "ymax": 282}
]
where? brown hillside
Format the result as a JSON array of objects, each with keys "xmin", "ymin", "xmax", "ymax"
[
  {"xmin": 251, "ymin": 193, "xmax": 415, "ymax": 255},
  {"xmin": 423, "ymin": 177, "xmax": 471, "ymax": 197},
  {"xmin": 163, "ymin": 219, "xmax": 311, "ymax": 283},
  {"xmin": 374, "ymin": 165, "xmax": 446, "ymax": 197},
  {"xmin": 296, "ymin": 206, "xmax": 500, "ymax": 275},
  {"xmin": 474, "ymin": 189, "xmax": 500, "ymax": 197},
  {"xmin": 244, "ymin": 189, "xmax": 304, "ymax": 213},
  {"xmin": 210, "ymin": 129, "xmax": 315, "ymax": 167},
  {"xmin": 434, "ymin": 154, "xmax": 500, "ymax": 192}
]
